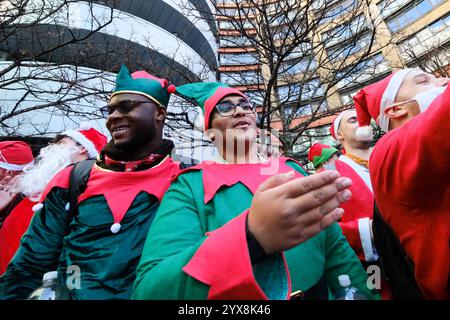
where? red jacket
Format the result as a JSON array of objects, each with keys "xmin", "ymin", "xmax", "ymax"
[
  {"xmin": 370, "ymin": 86, "xmax": 450, "ymax": 300},
  {"xmin": 0, "ymin": 198, "xmax": 35, "ymax": 275},
  {"xmin": 335, "ymin": 157, "xmax": 376, "ymax": 263}
]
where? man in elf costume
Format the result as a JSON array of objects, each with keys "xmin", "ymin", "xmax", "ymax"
[
  {"xmin": 329, "ymin": 109, "xmax": 378, "ymax": 265},
  {"xmin": 307, "ymin": 142, "xmax": 339, "ymax": 172},
  {"xmin": 0, "ymin": 141, "xmax": 34, "ymax": 228},
  {"xmin": 132, "ymin": 82, "xmax": 379, "ymax": 300},
  {"xmin": 0, "ymin": 65, "xmax": 181, "ymax": 299},
  {"xmin": 353, "ymin": 68, "xmax": 449, "ymax": 299},
  {"xmin": 0, "ymin": 126, "xmax": 107, "ymax": 275}
]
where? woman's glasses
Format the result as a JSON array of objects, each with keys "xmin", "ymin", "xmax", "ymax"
[{"xmin": 215, "ymin": 100, "xmax": 255, "ymax": 117}]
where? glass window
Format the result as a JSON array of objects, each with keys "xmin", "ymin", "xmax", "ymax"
[
  {"xmin": 220, "ymin": 53, "xmax": 259, "ymax": 65},
  {"xmin": 245, "ymin": 90, "xmax": 265, "ymax": 105},
  {"xmin": 386, "ymin": 0, "xmax": 444, "ymax": 33},
  {"xmin": 219, "ymin": 36, "xmax": 252, "ymax": 47},
  {"xmin": 220, "ymin": 72, "xmax": 262, "ymax": 85},
  {"xmin": 322, "ymin": 15, "xmax": 366, "ymax": 47}
]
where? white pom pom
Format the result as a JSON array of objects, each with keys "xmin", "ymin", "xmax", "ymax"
[
  {"xmin": 110, "ymin": 223, "xmax": 121, "ymax": 234},
  {"xmin": 79, "ymin": 122, "xmax": 92, "ymax": 130},
  {"xmin": 355, "ymin": 126, "xmax": 372, "ymax": 139},
  {"xmin": 32, "ymin": 203, "xmax": 44, "ymax": 212}
]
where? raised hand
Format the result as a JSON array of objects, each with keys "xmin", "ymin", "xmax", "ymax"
[{"xmin": 248, "ymin": 170, "xmax": 352, "ymax": 255}]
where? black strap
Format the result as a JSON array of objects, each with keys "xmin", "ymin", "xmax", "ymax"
[
  {"xmin": 68, "ymin": 159, "xmax": 96, "ymax": 218},
  {"xmin": 372, "ymin": 202, "xmax": 425, "ymax": 300}
]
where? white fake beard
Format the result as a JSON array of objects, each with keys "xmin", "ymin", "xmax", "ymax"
[{"xmin": 18, "ymin": 144, "xmax": 80, "ymax": 201}]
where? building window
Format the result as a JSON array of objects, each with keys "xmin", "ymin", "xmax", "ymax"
[
  {"xmin": 220, "ymin": 53, "xmax": 259, "ymax": 65},
  {"xmin": 220, "ymin": 71, "xmax": 262, "ymax": 85},
  {"xmin": 314, "ymin": 0, "xmax": 358, "ymax": 25},
  {"xmin": 219, "ymin": 35, "xmax": 253, "ymax": 47},
  {"xmin": 336, "ymin": 53, "xmax": 391, "ymax": 89},
  {"xmin": 326, "ymin": 33, "xmax": 373, "ymax": 61},
  {"xmin": 278, "ymin": 79, "xmax": 324, "ymax": 102},
  {"xmin": 322, "ymin": 14, "xmax": 366, "ymax": 47},
  {"xmin": 377, "ymin": 0, "xmax": 413, "ymax": 19},
  {"xmin": 385, "ymin": 0, "xmax": 445, "ymax": 33},
  {"xmin": 280, "ymin": 58, "xmax": 317, "ymax": 77},
  {"xmin": 398, "ymin": 13, "xmax": 450, "ymax": 61},
  {"xmin": 245, "ymin": 90, "xmax": 265, "ymax": 105},
  {"xmin": 340, "ymin": 89, "xmax": 360, "ymax": 105}
]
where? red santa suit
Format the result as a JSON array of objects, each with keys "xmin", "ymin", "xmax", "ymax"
[
  {"xmin": 354, "ymin": 70, "xmax": 450, "ymax": 299},
  {"xmin": 335, "ymin": 155, "xmax": 376, "ymax": 263},
  {"xmin": 0, "ymin": 198, "xmax": 35, "ymax": 275},
  {"xmin": 329, "ymin": 111, "xmax": 377, "ymax": 263}
]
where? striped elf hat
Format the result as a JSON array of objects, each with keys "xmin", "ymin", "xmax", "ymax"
[{"xmin": 307, "ymin": 142, "xmax": 338, "ymax": 169}]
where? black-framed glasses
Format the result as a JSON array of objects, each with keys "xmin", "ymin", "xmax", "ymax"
[
  {"xmin": 215, "ymin": 100, "xmax": 255, "ymax": 117},
  {"xmin": 99, "ymin": 100, "xmax": 156, "ymax": 117}
]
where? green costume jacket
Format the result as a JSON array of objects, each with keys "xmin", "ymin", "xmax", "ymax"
[
  {"xmin": 0, "ymin": 156, "xmax": 180, "ymax": 300},
  {"xmin": 133, "ymin": 157, "xmax": 380, "ymax": 300}
]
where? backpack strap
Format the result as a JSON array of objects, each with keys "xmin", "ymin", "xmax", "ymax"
[{"xmin": 68, "ymin": 159, "xmax": 96, "ymax": 218}]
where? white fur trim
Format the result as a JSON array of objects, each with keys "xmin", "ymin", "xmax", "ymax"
[
  {"xmin": 378, "ymin": 68, "xmax": 417, "ymax": 132},
  {"xmin": 355, "ymin": 126, "xmax": 372, "ymax": 139},
  {"xmin": 358, "ymin": 218, "xmax": 379, "ymax": 262},
  {"xmin": 79, "ymin": 122, "xmax": 92, "ymax": 130},
  {"xmin": 194, "ymin": 107, "xmax": 205, "ymax": 131},
  {"xmin": 333, "ymin": 109, "xmax": 355, "ymax": 144},
  {"xmin": 62, "ymin": 130, "xmax": 98, "ymax": 158},
  {"xmin": 32, "ymin": 203, "xmax": 44, "ymax": 212},
  {"xmin": 0, "ymin": 160, "xmax": 34, "ymax": 171}
]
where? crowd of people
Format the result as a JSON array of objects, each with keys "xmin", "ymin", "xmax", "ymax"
[{"xmin": 0, "ymin": 64, "xmax": 448, "ymax": 300}]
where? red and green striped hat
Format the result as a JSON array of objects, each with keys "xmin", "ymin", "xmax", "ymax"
[
  {"xmin": 307, "ymin": 142, "xmax": 338, "ymax": 169},
  {"xmin": 175, "ymin": 82, "xmax": 247, "ymax": 131},
  {"xmin": 111, "ymin": 64, "xmax": 176, "ymax": 108}
]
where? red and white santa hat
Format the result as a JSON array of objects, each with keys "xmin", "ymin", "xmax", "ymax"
[
  {"xmin": 61, "ymin": 122, "xmax": 108, "ymax": 158},
  {"xmin": 329, "ymin": 109, "xmax": 355, "ymax": 144},
  {"xmin": 0, "ymin": 141, "xmax": 34, "ymax": 171},
  {"xmin": 353, "ymin": 68, "xmax": 416, "ymax": 137}
]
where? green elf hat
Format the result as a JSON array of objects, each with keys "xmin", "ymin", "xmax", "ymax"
[
  {"xmin": 111, "ymin": 64, "xmax": 176, "ymax": 108},
  {"xmin": 307, "ymin": 142, "xmax": 338, "ymax": 169},
  {"xmin": 175, "ymin": 82, "xmax": 248, "ymax": 131}
]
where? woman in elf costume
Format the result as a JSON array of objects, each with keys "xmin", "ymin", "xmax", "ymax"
[{"xmin": 133, "ymin": 83, "xmax": 380, "ymax": 300}]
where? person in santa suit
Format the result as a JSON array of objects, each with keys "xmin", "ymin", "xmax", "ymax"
[
  {"xmin": 0, "ymin": 141, "xmax": 34, "ymax": 228},
  {"xmin": 307, "ymin": 142, "xmax": 339, "ymax": 172},
  {"xmin": 132, "ymin": 82, "xmax": 380, "ymax": 300},
  {"xmin": 352, "ymin": 68, "xmax": 449, "ymax": 299},
  {"xmin": 329, "ymin": 109, "xmax": 378, "ymax": 265},
  {"xmin": 0, "ymin": 64, "xmax": 182, "ymax": 299},
  {"xmin": 0, "ymin": 126, "xmax": 107, "ymax": 275}
]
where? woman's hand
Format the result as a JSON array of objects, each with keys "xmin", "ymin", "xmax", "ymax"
[{"xmin": 248, "ymin": 170, "xmax": 352, "ymax": 255}]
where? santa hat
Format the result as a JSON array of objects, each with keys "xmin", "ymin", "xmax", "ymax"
[
  {"xmin": 307, "ymin": 142, "xmax": 338, "ymax": 169},
  {"xmin": 0, "ymin": 141, "xmax": 34, "ymax": 171},
  {"xmin": 175, "ymin": 82, "xmax": 248, "ymax": 131},
  {"xmin": 111, "ymin": 64, "xmax": 175, "ymax": 108},
  {"xmin": 61, "ymin": 123, "xmax": 108, "ymax": 158},
  {"xmin": 329, "ymin": 109, "xmax": 355, "ymax": 144},
  {"xmin": 353, "ymin": 68, "xmax": 416, "ymax": 137}
]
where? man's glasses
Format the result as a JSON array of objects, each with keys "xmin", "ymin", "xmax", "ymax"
[
  {"xmin": 99, "ymin": 100, "xmax": 156, "ymax": 117},
  {"xmin": 215, "ymin": 100, "xmax": 255, "ymax": 117}
]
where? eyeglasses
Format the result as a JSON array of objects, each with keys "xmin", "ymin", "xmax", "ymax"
[
  {"xmin": 214, "ymin": 100, "xmax": 255, "ymax": 117},
  {"xmin": 99, "ymin": 100, "xmax": 156, "ymax": 117}
]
